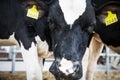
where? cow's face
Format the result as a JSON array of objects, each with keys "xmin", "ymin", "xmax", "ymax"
[
  {"xmin": 50, "ymin": 25, "xmax": 89, "ymax": 79},
  {"xmin": 49, "ymin": 0, "xmax": 96, "ymax": 79}
]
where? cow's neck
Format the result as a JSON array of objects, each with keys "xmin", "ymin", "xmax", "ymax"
[{"xmin": 59, "ymin": 0, "xmax": 86, "ymax": 25}]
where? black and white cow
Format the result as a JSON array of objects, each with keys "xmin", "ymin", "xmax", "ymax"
[
  {"xmin": 82, "ymin": 0, "xmax": 120, "ymax": 80},
  {"xmin": 47, "ymin": 0, "xmax": 96, "ymax": 80},
  {"xmin": 0, "ymin": 0, "xmax": 52, "ymax": 80}
]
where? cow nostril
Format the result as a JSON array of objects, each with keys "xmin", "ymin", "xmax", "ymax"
[
  {"xmin": 58, "ymin": 64, "xmax": 61, "ymax": 67},
  {"xmin": 72, "ymin": 61, "xmax": 80, "ymax": 72},
  {"xmin": 74, "ymin": 65, "xmax": 79, "ymax": 73}
]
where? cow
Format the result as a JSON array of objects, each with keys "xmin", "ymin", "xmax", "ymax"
[
  {"xmin": 0, "ymin": 0, "xmax": 52, "ymax": 80},
  {"xmin": 47, "ymin": 0, "xmax": 96, "ymax": 79},
  {"xmin": 81, "ymin": 0, "xmax": 120, "ymax": 80}
]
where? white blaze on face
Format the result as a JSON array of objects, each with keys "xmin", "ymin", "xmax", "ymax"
[
  {"xmin": 59, "ymin": 57, "xmax": 74, "ymax": 75},
  {"xmin": 59, "ymin": 0, "xmax": 86, "ymax": 25}
]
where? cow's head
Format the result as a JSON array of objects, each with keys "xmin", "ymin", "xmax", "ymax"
[
  {"xmin": 48, "ymin": 0, "xmax": 96, "ymax": 79},
  {"xmin": 92, "ymin": 0, "xmax": 120, "ymax": 47},
  {"xmin": 14, "ymin": 0, "xmax": 53, "ymax": 50}
]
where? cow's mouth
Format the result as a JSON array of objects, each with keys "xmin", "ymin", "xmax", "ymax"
[{"xmin": 49, "ymin": 58, "xmax": 83, "ymax": 80}]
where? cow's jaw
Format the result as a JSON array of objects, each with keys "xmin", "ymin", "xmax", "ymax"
[{"xmin": 59, "ymin": 0, "xmax": 86, "ymax": 25}]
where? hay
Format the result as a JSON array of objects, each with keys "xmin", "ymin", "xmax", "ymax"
[{"xmin": 0, "ymin": 71, "xmax": 120, "ymax": 80}]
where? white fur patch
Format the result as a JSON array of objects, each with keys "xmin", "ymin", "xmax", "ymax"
[
  {"xmin": 35, "ymin": 36, "xmax": 52, "ymax": 58},
  {"xmin": 59, "ymin": 57, "xmax": 74, "ymax": 75},
  {"xmin": 59, "ymin": 0, "xmax": 86, "ymax": 25},
  {"xmin": 20, "ymin": 42, "xmax": 42, "ymax": 80}
]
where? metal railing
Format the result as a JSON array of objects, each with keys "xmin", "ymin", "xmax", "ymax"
[
  {"xmin": 100, "ymin": 47, "xmax": 120, "ymax": 74},
  {"xmin": 0, "ymin": 46, "xmax": 120, "ymax": 74},
  {"xmin": 0, "ymin": 46, "xmax": 20, "ymax": 73}
]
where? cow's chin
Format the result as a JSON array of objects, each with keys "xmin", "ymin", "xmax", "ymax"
[
  {"xmin": 49, "ymin": 59, "xmax": 83, "ymax": 80},
  {"xmin": 58, "ymin": 64, "xmax": 83, "ymax": 80}
]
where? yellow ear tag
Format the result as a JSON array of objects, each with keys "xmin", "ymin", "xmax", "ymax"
[
  {"xmin": 105, "ymin": 11, "xmax": 118, "ymax": 26},
  {"xmin": 27, "ymin": 5, "xmax": 39, "ymax": 19}
]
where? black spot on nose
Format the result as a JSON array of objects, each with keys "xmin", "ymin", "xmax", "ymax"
[{"xmin": 58, "ymin": 63, "xmax": 61, "ymax": 67}]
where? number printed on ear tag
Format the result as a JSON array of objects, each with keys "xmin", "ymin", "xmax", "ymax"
[
  {"xmin": 27, "ymin": 5, "xmax": 39, "ymax": 19},
  {"xmin": 105, "ymin": 11, "xmax": 118, "ymax": 26}
]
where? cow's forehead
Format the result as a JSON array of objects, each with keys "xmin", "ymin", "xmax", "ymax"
[{"xmin": 59, "ymin": 0, "xmax": 86, "ymax": 25}]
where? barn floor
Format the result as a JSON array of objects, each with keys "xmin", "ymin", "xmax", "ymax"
[{"xmin": 0, "ymin": 71, "xmax": 120, "ymax": 80}]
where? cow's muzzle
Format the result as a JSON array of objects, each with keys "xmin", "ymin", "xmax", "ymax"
[{"xmin": 49, "ymin": 58, "xmax": 83, "ymax": 80}]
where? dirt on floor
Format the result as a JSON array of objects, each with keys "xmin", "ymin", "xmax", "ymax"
[{"xmin": 0, "ymin": 71, "xmax": 120, "ymax": 80}]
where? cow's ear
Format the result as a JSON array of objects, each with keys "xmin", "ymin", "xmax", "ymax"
[
  {"xmin": 40, "ymin": 0, "xmax": 55, "ymax": 5},
  {"xmin": 36, "ymin": 0, "xmax": 49, "ymax": 11},
  {"xmin": 35, "ymin": 0, "xmax": 55, "ymax": 6}
]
